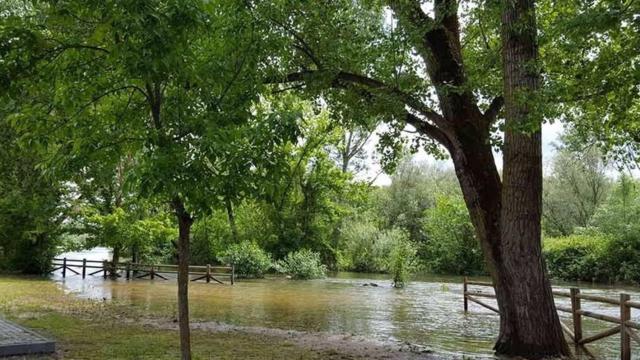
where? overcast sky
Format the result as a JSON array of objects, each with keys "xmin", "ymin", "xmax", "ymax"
[{"xmin": 364, "ymin": 121, "xmax": 565, "ymax": 186}]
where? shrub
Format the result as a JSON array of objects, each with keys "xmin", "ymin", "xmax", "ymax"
[
  {"xmin": 387, "ymin": 236, "xmax": 417, "ymax": 288},
  {"xmin": 543, "ymin": 232, "xmax": 640, "ymax": 284},
  {"xmin": 605, "ymin": 235, "xmax": 640, "ymax": 283},
  {"xmin": 220, "ymin": 241, "xmax": 272, "ymax": 278},
  {"xmin": 543, "ymin": 234, "xmax": 608, "ymax": 282},
  {"xmin": 275, "ymin": 249, "xmax": 326, "ymax": 279}
]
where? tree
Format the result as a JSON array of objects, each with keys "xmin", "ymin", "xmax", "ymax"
[
  {"xmin": 498, "ymin": 0, "xmax": 568, "ymax": 354},
  {"xmin": 330, "ymin": 126, "xmax": 374, "ymax": 174},
  {"xmin": 538, "ymin": 0, "xmax": 640, "ymax": 166},
  {"xmin": 258, "ymin": 106, "xmax": 351, "ymax": 262},
  {"xmin": 255, "ymin": 0, "xmax": 569, "ymax": 355},
  {"xmin": 376, "ymin": 160, "xmax": 456, "ymax": 248},
  {"xmin": 2, "ymin": 2, "xmax": 297, "ymax": 359},
  {"xmin": 543, "ymin": 142, "xmax": 610, "ymax": 236},
  {"xmin": 80, "ymin": 203, "xmax": 177, "ymax": 269},
  {"xmin": 67, "ymin": 156, "xmax": 138, "ymax": 269},
  {"xmin": 590, "ymin": 174, "xmax": 640, "ymax": 236},
  {"xmin": 0, "ymin": 119, "xmax": 63, "ymax": 273}
]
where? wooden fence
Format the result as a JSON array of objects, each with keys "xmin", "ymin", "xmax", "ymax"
[
  {"xmin": 463, "ymin": 277, "xmax": 638, "ymax": 359},
  {"xmin": 49, "ymin": 258, "xmax": 235, "ymax": 285}
]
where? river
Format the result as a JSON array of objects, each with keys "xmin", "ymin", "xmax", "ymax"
[{"xmin": 52, "ymin": 248, "xmax": 638, "ymax": 359}]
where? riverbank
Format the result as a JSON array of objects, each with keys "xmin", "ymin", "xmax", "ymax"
[
  {"xmin": 4, "ymin": 271, "xmax": 638, "ymax": 359},
  {"xmin": 0, "ymin": 276, "xmax": 439, "ymax": 359}
]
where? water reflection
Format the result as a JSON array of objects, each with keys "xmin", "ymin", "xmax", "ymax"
[{"xmin": 52, "ymin": 249, "xmax": 639, "ymax": 358}]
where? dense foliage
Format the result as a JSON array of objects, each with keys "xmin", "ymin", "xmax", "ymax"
[
  {"xmin": 388, "ymin": 236, "xmax": 416, "ymax": 289},
  {"xmin": 1, "ymin": 0, "xmax": 638, "ymax": 357},
  {"xmin": 0, "ymin": 0, "xmax": 637, "ymax": 287},
  {"xmin": 221, "ymin": 241, "xmax": 272, "ymax": 279},
  {"xmin": 274, "ymin": 249, "xmax": 326, "ymax": 280},
  {"xmin": 0, "ymin": 121, "xmax": 63, "ymax": 273},
  {"xmin": 423, "ymin": 196, "xmax": 484, "ymax": 276},
  {"xmin": 544, "ymin": 171, "xmax": 640, "ymax": 284}
]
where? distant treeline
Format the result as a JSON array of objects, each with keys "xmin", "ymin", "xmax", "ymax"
[{"xmin": 1, "ymin": 121, "xmax": 639, "ymax": 285}]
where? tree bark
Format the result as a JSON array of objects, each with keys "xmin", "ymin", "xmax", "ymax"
[
  {"xmin": 173, "ymin": 198, "xmax": 193, "ymax": 360},
  {"xmin": 495, "ymin": 0, "xmax": 569, "ymax": 356}
]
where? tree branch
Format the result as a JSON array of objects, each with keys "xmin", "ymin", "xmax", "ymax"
[
  {"xmin": 405, "ymin": 112, "xmax": 452, "ymax": 152},
  {"xmin": 265, "ymin": 69, "xmax": 445, "ymax": 126},
  {"xmin": 483, "ymin": 96, "xmax": 504, "ymax": 124}
]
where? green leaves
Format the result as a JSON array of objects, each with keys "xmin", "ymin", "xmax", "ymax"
[
  {"xmin": 0, "ymin": 116, "xmax": 63, "ymax": 273},
  {"xmin": 3, "ymin": 0, "xmax": 300, "ymax": 221},
  {"xmin": 538, "ymin": 0, "xmax": 640, "ymax": 164}
]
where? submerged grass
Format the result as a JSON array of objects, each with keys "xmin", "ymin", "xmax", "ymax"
[{"xmin": 0, "ymin": 276, "xmax": 329, "ymax": 359}]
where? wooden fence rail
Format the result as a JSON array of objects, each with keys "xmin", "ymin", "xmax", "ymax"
[
  {"xmin": 463, "ymin": 277, "xmax": 638, "ymax": 359},
  {"xmin": 49, "ymin": 258, "xmax": 235, "ymax": 285}
]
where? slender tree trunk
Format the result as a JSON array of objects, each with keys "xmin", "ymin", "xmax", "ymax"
[
  {"xmin": 492, "ymin": 0, "xmax": 569, "ymax": 356},
  {"xmin": 145, "ymin": 84, "xmax": 194, "ymax": 358},
  {"xmin": 110, "ymin": 244, "xmax": 121, "ymax": 278},
  {"xmin": 225, "ymin": 196, "xmax": 239, "ymax": 243},
  {"xmin": 173, "ymin": 198, "xmax": 193, "ymax": 360},
  {"xmin": 131, "ymin": 244, "xmax": 139, "ymax": 264}
]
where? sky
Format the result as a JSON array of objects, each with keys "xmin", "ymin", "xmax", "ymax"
[{"xmin": 365, "ymin": 121, "xmax": 565, "ymax": 186}]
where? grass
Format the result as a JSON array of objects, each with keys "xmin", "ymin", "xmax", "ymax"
[{"xmin": 0, "ymin": 276, "xmax": 333, "ymax": 359}]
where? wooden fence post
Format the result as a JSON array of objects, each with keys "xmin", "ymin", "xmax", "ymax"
[
  {"xmin": 103, "ymin": 260, "xmax": 107, "ymax": 278},
  {"xmin": 126, "ymin": 262, "xmax": 131, "ymax": 279},
  {"xmin": 463, "ymin": 277, "xmax": 468, "ymax": 313},
  {"xmin": 570, "ymin": 288, "xmax": 582, "ymax": 344},
  {"xmin": 206, "ymin": 264, "xmax": 211, "ymax": 283},
  {"xmin": 621, "ymin": 293, "xmax": 631, "ymax": 360},
  {"xmin": 62, "ymin": 258, "xmax": 67, "ymax": 278},
  {"xmin": 150, "ymin": 266, "xmax": 155, "ymax": 280},
  {"xmin": 82, "ymin": 258, "xmax": 86, "ymax": 279}
]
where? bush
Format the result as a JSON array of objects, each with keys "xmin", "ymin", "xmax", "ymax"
[
  {"xmin": 604, "ymin": 235, "xmax": 640, "ymax": 283},
  {"xmin": 220, "ymin": 241, "xmax": 272, "ymax": 278},
  {"xmin": 387, "ymin": 236, "xmax": 417, "ymax": 288},
  {"xmin": 275, "ymin": 249, "xmax": 326, "ymax": 279},
  {"xmin": 543, "ymin": 232, "xmax": 640, "ymax": 283},
  {"xmin": 543, "ymin": 234, "xmax": 608, "ymax": 282}
]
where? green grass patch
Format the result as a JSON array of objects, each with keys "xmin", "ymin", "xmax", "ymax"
[{"xmin": 0, "ymin": 276, "xmax": 328, "ymax": 359}]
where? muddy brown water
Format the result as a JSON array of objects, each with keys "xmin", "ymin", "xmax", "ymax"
[{"xmin": 52, "ymin": 248, "xmax": 639, "ymax": 359}]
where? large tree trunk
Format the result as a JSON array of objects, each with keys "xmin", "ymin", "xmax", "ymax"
[
  {"xmin": 450, "ymin": 124, "xmax": 569, "ymax": 357},
  {"xmin": 493, "ymin": 0, "xmax": 569, "ymax": 356},
  {"xmin": 273, "ymin": 1, "xmax": 569, "ymax": 355},
  {"xmin": 173, "ymin": 198, "xmax": 193, "ymax": 360}
]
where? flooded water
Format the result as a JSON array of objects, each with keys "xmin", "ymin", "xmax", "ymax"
[{"xmin": 52, "ymin": 248, "xmax": 639, "ymax": 359}]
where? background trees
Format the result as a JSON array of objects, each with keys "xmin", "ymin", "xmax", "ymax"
[{"xmin": 543, "ymin": 143, "xmax": 610, "ymax": 236}]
